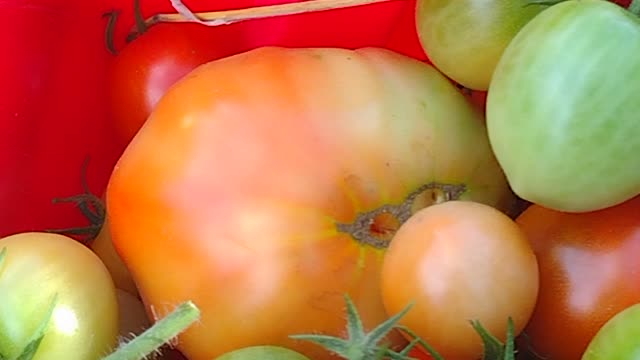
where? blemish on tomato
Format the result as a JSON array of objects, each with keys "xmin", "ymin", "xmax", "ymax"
[{"xmin": 335, "ymin": 182, "xmax": 466, "ymax": 248}]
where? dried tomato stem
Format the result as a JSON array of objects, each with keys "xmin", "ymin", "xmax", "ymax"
[{"xmin": 131, "ymin": 0, "xmax": 404, "ymax": 35}]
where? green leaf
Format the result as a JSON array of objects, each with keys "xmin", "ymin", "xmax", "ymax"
[
  {"xmin": 470, "ymin": 320, "xmax": 505, "ymax": 360},
  {"xmin": 15, "ymin": 294, "xmax": 58, "ymax": 360}
]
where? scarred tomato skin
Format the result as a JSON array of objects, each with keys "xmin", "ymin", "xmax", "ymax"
[
  {"xmin": 106, "ymin": 46, "xmax": 514, "ymax": 360},
  {"xmin": 516, "ymin": 196, "xmax": 640, "ymax": 360}
]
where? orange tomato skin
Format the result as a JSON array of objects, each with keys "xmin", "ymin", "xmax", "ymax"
[
  {"xmin": 381, "ymin": 201, "xmax": 539, "ymax": 359},
  {"xmin": 516, "ymin": 196, "xmax": 640, "ymax": 360},
  {"xmin": 91, "ymin": 215, "xmax": 139, "ymax": 296},
  {"xmin": 106, "ymin": 46, "xmax": 513, "ymax": 360}
]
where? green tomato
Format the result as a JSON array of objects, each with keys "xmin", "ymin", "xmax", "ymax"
[
  {"xmin": 415, "ymin": 0, "xmax": 547, "ymax": 90},
  {"xmin": 486, "ymin": 0, "xmax": 640, "ymax": 212},
  {"xmin": 582, "ymin": 303, "xmax": 640, "ymax": 359},
  {"xmin": 214, "ymin": 345, "xmax": 311, "ymax": 360},
  {"xmin": 0, "ymin": 232, "xmax": 119, "ymax": 360}
]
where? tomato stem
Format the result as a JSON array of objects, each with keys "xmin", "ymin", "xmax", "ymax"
[
  {"xmin": 102, "ymin": 10, "xmax": 120, "ymax": 56},
  {"xmin": 102, "ymin": 301, "xmax": 200, "ymax": 360},
  {"xmin": 129, "ymin": 0, "xmax": 404, "ymax": 37},
  {"xmin": 629, "ymin": 0, "xmax": 640, "ymax": 15}
]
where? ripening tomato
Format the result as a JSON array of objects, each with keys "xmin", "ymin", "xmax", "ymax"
[
  {"xmin": 0, "ymin": 232, "xmax": 119, "ymax": 359},
  {"xmin": 415, "ymin": 0, "xmax": 547, "ymax": 90},
  {"xmin": 381, "ymin": 201, "xmax": 539, "ymax": 360},
  {"xmin": 516, "ymin": 196, "xmax": 640, "ymax": 360},
  {"xmin": 486, "ymin": 0, "xmax": 640, "ymax": 212},
  {"xmin": 109, "ymin": 22, "xmax": 250, "ymax": 146},
  {"xmin": 91, "ymin": 214, "xmax": 139, "ymax": 296},
  {"xmin": 106, "ymin": 46, "xmax": 515, "ymax": 360},
  {"xmin": 107, "ymin": 0, "xmax": 422, "ymax": 147}
]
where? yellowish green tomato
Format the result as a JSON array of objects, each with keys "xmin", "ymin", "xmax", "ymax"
[
  {"xmin": 415, "ymin": 0, "xmax": 547, "ymax": 90},
  {"xmin": 0, "ymin": 232, "xmax": 119, "ymax": 360}
]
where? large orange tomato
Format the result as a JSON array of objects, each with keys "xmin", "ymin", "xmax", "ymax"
[
  {"xmin": 516, "ymin": 196, "xmax": 640, "ymax": 360},
  {"xmin": 106, "ymin": 46, "xmax": 515, "ymax": 360}
]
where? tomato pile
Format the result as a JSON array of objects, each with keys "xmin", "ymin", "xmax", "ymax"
[{"xmin": 1, "ymin": 0, "xmax": 639, "ymax": 359}]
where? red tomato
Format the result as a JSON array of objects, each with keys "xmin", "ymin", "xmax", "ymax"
[
  {"xmin": 109, "ymin": 22, "xmax": 250, "ymax": 146},
  {"xmin": 0, "ymin": 0, "xmax": 121, "ymax": 237},
  {"xmin": 107, "ymin": 0, "xmax": 423, "ymax": 146},
  {"xmin": 381, "ymin": 201, "xmax": 538, "ymax": 360},
  {"xmin": 106, "ymin": 47, "xmax": 514, "ymax": 360},
  {"xmin": 516, "ymin": 196, "xmax": 640, "ymax": 360}
]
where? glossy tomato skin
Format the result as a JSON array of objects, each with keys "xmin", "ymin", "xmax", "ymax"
[
  {"xmin": 415, "ymin": 0, "xmax": 547, "ymax": 90},
  {"xmin": 516, "ymin": 196, "xmax": 640, "ymax": 360},
  {"xmin": 486, "ymin": 0, "xmax": 640, "ymax": 212},
  {"xmin": 582, "ymin": 303, "xmax": 640, "ymax": 360},
  {"xmin": 0, "ymin": 233, "xmax": 119, "ymax": 359},
  {"xmin": 109, "ymin": 22, "xmax": 250, "ymax": 147},
  {"xmin": 106, "ymin": 46, "xmax": 514, "ymax": 360},
  {"xmin": 381, "ymin": 201, "xmax": 539, "ymax": 360},
  {"xmin": 0, "ymin": 0, "xmax": 121, "ymax": 237}
]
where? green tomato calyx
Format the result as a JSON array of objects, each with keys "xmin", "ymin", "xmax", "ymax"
[{"xmin": 291, "ymin": 294, "xmax": 519, "ymax": 360}]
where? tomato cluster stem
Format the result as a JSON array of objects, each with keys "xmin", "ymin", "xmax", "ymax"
[{"xmin": 102, "ymin": 301, "xmax": 200, "ymax": 360}]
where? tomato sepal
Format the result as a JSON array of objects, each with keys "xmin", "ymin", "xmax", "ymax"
[
  {"xmin": 470, "ymin": 318, "xmax": 516, "ymax": 360},
  {"xmin": 290, "ymin": 294, "xmax": 415, "ymax": 360}
]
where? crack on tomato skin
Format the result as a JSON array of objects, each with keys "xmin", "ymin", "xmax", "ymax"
[{"xmin": 335, "ymin": 182, "xmax": 466, "ymax": 249}]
